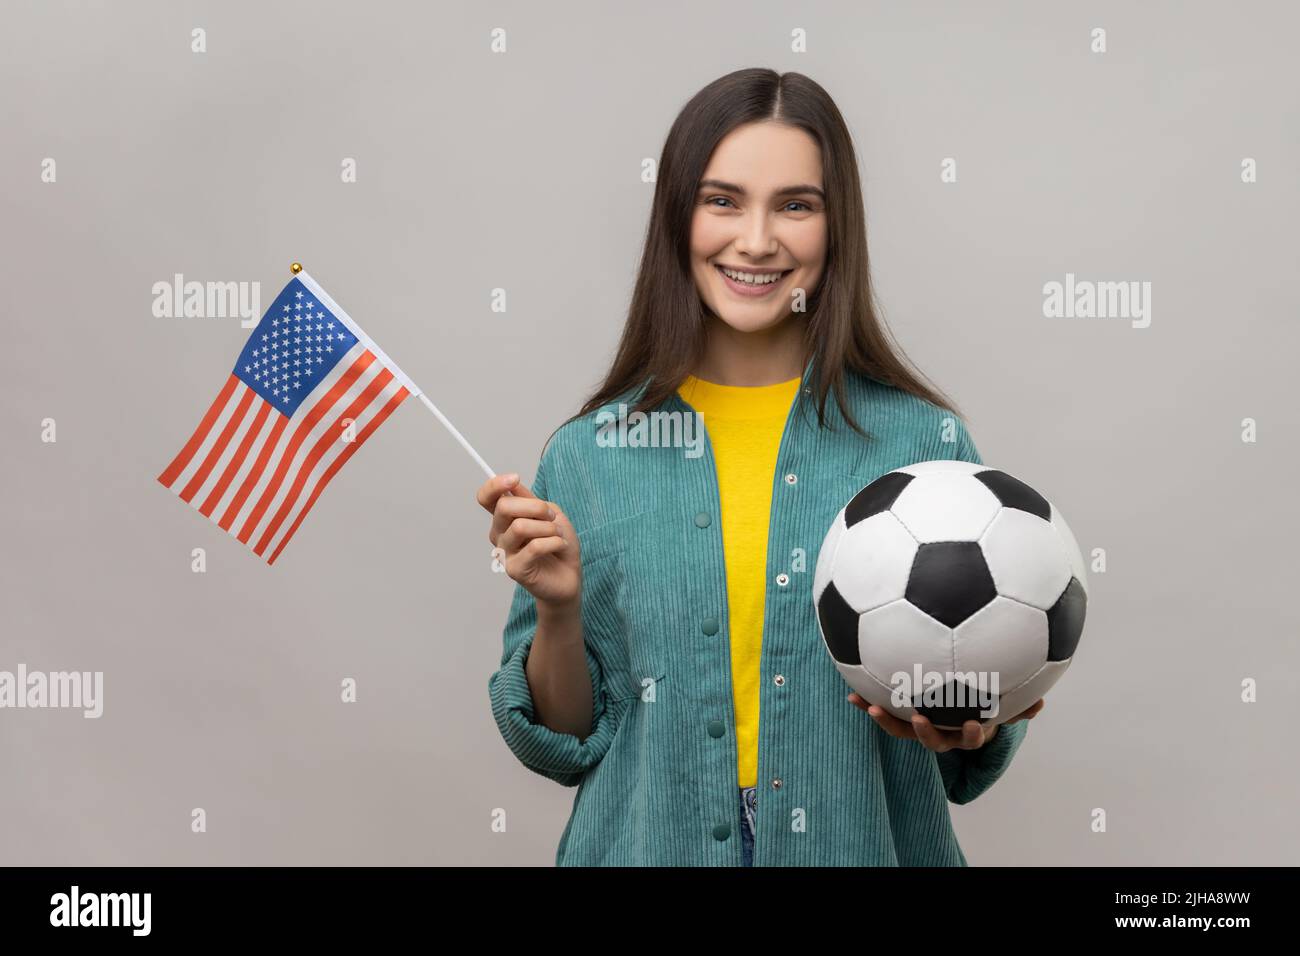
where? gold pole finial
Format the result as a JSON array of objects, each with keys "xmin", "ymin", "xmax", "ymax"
[{"xmin": 290, "ymin": 262, "xmax": 303, "ymax": 275}]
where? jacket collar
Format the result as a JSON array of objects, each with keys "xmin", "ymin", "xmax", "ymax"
[{"xmin": 629, "ymin": 355, "xmax": 817, "ymax": 413}]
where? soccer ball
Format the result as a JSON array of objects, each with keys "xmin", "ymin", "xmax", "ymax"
[{"xmin": 813, "ymin": 460, "xmax": 1087, "ymax": 730}]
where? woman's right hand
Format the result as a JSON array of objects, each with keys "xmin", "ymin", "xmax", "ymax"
[{"xmin": 476, "ymin": 473, "xmax": 582, "ymax": 610}]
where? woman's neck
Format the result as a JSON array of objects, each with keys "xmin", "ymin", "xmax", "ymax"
[{"xmin": 692, "ymin": 314, "xmax": 809, "ymax": 386}]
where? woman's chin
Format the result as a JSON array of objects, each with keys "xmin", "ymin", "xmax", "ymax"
[{"xmin": 711, "ymin": 311, "xmax": 796, "ymax": 335}]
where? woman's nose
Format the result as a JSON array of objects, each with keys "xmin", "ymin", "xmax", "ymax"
[{"xmin": 733, "ymin": 212, "xmax": 778, "ymax": 257}]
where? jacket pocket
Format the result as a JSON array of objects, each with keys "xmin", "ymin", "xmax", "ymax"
[
  {"xmin": 576, "ymin": 508, "xmax": 664, "ymax": 703},
  {"xmin": 577, "ymin": 507, "xmax": 661, "ymax": 568}
]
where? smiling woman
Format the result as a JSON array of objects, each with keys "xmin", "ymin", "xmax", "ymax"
[
  {"xmin": 480, "ymin": 67, "xmax": 1035, "ymax": 867},
  {"xmin": 692, "ymin": 148, "xmax": 826, "ymax": 338}
]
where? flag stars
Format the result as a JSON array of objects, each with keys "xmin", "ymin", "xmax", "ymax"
[{"xmin": 239, "ymin": 287, "xmax": 357, "ymax": 401}]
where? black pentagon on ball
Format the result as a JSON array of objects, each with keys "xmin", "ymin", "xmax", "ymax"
[
  {"xmin": 1047, "ymin": 577, "xmax": 1087, "ymax": 661},
  {"xmin": 974, "ymin": 470, "xmax": 1051, "ymax": 521},
  {"xmin": 845, "ymin": 471, "xmax": 914, "ymax": 528},
  {"xmin": 816, "ymin": 580, "xmax": 861, "ymax": 665},
  {"xmin": 913, "ymin": 680, "xmax": 996, "ymax": 728},
  {"xmin": 904, "ymin": 541, "xmax": 997, "ymax": 628}
]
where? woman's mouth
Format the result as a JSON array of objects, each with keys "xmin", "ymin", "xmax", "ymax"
[{"xmin": 715, "ymin": 264, "xmax": 794, "ymax": 298}]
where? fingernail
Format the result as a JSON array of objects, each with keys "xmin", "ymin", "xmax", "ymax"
[
  {"xmin": 503, "ymin": 473, "xmax": 518, "ymax": 485},
  {"xmin": 547, "ymin": 508, "xmax": 556, "ymax": 519}
]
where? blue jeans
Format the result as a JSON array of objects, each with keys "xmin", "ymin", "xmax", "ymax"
[{"xmin": 739, "ymin": 786, "xmax": 756, "ymax": 867}]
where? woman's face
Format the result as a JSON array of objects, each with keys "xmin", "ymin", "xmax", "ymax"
[{"xmin": 689, "ymin": 121, "xmax": 828, "ymax": 335}]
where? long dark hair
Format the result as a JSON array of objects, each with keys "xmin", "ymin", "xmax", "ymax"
[{"xmin": 569, "ymin": 67, "xmax": 964, "ymax": 437}]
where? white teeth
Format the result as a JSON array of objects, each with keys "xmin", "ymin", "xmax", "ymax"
[{"xmin": 720, "ymin": 266, "xmax": 785, "ymax": 285}]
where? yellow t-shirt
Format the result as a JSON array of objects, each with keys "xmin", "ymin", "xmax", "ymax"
[{"xmin": 676, "ymin": 373, "xmax": 802, "ymax": 789}]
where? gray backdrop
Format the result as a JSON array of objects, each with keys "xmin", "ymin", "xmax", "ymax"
[{"xmin": 2, "ymin": 0, "xmax": 1297, "ymax": 865}]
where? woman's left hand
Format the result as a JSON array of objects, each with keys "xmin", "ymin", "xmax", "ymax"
[{"xmin": 847, "ymin": 693, "xmax": 1045, "ymax": 753}]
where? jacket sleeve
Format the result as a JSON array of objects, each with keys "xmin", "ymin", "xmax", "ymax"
[
  {"xmin": 936, "ymin": 718, "xmax": 1029, "ymax": 805},
  {"xmin": 935, "ymin": 417, "xmax": 1031, "ymax": 804},
  {"xmin": 485, "ymin": 444, "xmax": 623, "ymax": 788}
]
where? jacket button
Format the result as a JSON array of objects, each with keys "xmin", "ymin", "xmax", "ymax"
[
  {"xmin": 712, "ymin": 823, "xmax": 731, "ymax": 842},
  {"xmin": 701, "ymin": 617, "xmax": 719, "ymax": 636},
  {"xmin": 784, "ymin": 473, "xmax": 797, "ymax": 485},
  {"xmin": 694, "ymin": 512, "xmax": 711, "ymax": 528},
  {"xmin": 774, "ymin": 674, "xmax": 786, "ymax": 687},
  {"xmin": 771, "ymin": 777, "xmax": 783, "ymax": 790},
  {"xmin": 776, "ymin": 573, "xmax": 790, "ymax": 587},
  {"xmin": 707, "ymin": 719, "xmax": 725, "ymax": 738}
]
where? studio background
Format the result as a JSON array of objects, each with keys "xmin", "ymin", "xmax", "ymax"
[{"xmin": 2, "ymin": 0, "xmax": 1297, "ymax": 865}]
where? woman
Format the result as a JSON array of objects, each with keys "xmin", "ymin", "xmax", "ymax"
[{"xmin": 479, "ymin": 68, "xmax": 1042, "ymax": 866}]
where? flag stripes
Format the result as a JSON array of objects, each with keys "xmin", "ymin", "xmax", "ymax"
[
  {"xmin": 265, "ymin": 381, "xmax": 409, "ymax": 565},
  {"xmin": 158, "ymin": 341, "xmax": 410, "ymax": 563},
  {"xmin": 157, "ymin": 374, "xmax": 240, "ymax": 488}
]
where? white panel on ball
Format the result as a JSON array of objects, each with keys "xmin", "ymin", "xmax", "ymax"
[
  {"xmin": 1049, "ymin": 503, "xmax": 1089, "ymax": 596},
  {"xmin": 952, "ymin": 595, "xmax": 1049, "ymax": 690},
  {"xmin": 833, "ymin": 660, "xmax": 916, "ymax": 721},
  {"xmin": 856, "ymin": 598, "xmax": 954, "ymax": 687},
  {"xmin": 830, "ymin": 511, "xmax": 917, "ymax": 613},
  {"xmin": 979, "ymin": 507, "xmax": 1073, "ymax": 609},
  {"xmin": 994, "ymin": 659, "xmax": 1071, "ymax": 723},
  {"xmin": 890, "ymin": 474, "xmax": 1002, "ymax": 544},
  {"xmin": 896, "ymin": 460, "xmax": 988, "ymax": 477}
]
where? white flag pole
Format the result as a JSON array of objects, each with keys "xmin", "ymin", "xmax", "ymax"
[
  {"xmin": 290, "ymin": 263, "xmax": 498, "ymax": 481},
  {"xmin": 416, "ymin": 392, "xmax": 496, "ymax": 480}
]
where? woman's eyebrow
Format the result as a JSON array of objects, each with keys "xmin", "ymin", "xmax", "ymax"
[{"xmin": 698, "ymin": 178, "xmax": 825, "ymax": 201}]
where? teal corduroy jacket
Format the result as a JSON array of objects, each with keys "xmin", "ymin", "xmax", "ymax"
[{"xmin": 488, "ymin": 361, "xmax": 1029, "ymax": 866}]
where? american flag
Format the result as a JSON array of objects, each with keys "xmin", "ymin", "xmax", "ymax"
[{"xmin": 157, "ymin": 272, "xmax": 413, "ymax": 564}]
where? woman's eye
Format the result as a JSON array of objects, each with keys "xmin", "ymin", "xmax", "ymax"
[{"xmin": 703, "ymin": 196, "xmax": 815, "ymax": 212}]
